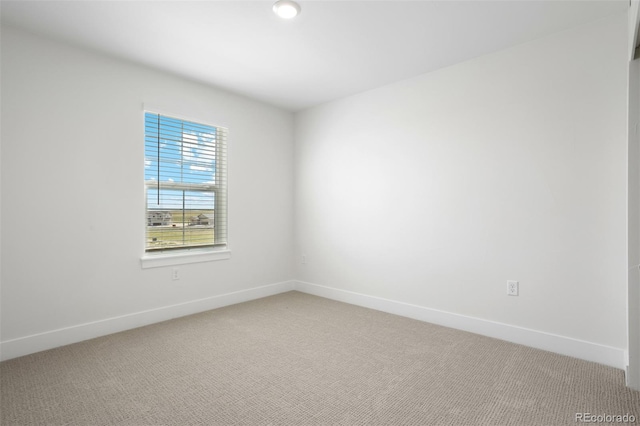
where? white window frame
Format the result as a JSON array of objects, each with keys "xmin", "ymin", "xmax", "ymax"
[{"xmin": 140, "ymin": 107, "xmax": 230, "ymax": 269}]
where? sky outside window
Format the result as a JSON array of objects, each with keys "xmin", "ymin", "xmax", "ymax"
[{"xmin": 144, "ymin": 113, "xmax": 217, "ymax": 210}]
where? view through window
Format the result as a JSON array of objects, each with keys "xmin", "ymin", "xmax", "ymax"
[{"xmin": 144, "ymin": 112, "xmax": 227, "ymax": 252}]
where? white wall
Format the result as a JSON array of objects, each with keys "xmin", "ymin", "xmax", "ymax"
[
  {"xmin": 0, "ymin": 26, "xmax": 294, "ymax": 356},
  {"xmin": 295, "ymin": 14, "xmax": 628, "ymax": 351},
  {"xmin": 628, "ymin": 1, "xmax": 640, "ymax": 389},
  {"xmin": 628, "ymin": 55, "xmax": 640, "ymax": 387},
  {"xmin": 1, "ymin": 13, "xmax": 632, "ymax": 367}
]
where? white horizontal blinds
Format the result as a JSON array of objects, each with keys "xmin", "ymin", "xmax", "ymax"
[{"xmin": 144, "ymin": 112, "xmax": 228, "ymax": 252}]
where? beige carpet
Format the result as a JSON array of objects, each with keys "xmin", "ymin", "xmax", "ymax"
[{"xmin": 1, "ymin": 291, "xmax": 638, "ymax": 425}]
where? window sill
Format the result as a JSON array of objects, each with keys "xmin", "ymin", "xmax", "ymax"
[{"xmin": 140, "ymin": 249, "xmax": 231, "ymax": 269}]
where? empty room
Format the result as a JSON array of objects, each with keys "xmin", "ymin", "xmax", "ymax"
[{"xmin": 2, "ymin": 0, "xmax": 640, "ymax": 424}]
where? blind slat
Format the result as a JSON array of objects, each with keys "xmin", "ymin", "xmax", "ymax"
[{"xmin": 145, "ymin": 112, "xmax": 228, "ymax": 252}]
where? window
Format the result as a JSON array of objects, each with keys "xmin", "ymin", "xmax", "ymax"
[{"xmin": 144, "ymin": 112, "xmax": 227, "ymax": 253}]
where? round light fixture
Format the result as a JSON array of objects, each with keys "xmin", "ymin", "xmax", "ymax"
[{"xmin": 273, "ymin": 0, "xmax": 301, "ymax": 19}]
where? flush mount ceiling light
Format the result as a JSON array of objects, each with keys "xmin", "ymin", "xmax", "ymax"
[{"xmin": 273, "ymin": 0, "xmax": 301, "ymax": 19}]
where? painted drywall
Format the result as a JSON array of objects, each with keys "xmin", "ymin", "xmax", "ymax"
[
  {"xmin": 0, "ymin": 26, "xmax": 294, "ymax": 349},
  {"xmin": 628, "ymin": 55, "xmax": 640, "ymax": 386},
  {"xmin": 628, "ymin": 1, "xmax": 640, "ymax": 387},
  {"xmin": 626, "ymin": 0, "xmax": 640, "ymax": 389},
  {"xmin": 294, "ymin": 14, "xmax": 628, "ymax": 350}
]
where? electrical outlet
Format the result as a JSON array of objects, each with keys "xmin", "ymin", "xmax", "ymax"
[
  {"xmin": 172, "ymin": 267, "xmax": 180, "ymax": 281},
  {"xmin": 301, "ymin": 254, "xmax": 307, "ymax": 264},
  {"xmin": 507, "ymin": 280, "xmax": 519, "ymax": 296}
]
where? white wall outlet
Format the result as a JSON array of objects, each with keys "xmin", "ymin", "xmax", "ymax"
[
  {"xmin": 301, "ymin": 254, "xmax": 307, "ymax": 264},
  {"xmin": 172, "ymin": 267, "xmax": 180, "ymax": 281},
  {"xmin": 507, "ymin": 280, "xmax": 519, "ymax": 296}
]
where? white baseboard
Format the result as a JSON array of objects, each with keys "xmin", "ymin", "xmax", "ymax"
[
  {"xmin": 0, "ymin": 280, "xmax": 295, "ymax": 361},
  {"xmin": 2, "ymin": 279, "xmax": 626, "ymax": 370},
  {"xmin": 293, "ymin": 280, "xmax": 625, "ymax": 369}
]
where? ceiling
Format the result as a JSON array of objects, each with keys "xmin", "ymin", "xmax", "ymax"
[{"xmin": 0, "ymin": 0, "xmax": 628, "ymax": 112}]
